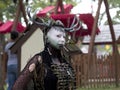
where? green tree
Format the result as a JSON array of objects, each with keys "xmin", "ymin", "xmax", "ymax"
[
  {"xmin": 0, "ymin": 0, "xmax": 77, "ymax": 22},
  {"xmin": 99, "ymin": 0, "xmax": 120, "ymax": 25},
  {"xmin": 0, "ymin": 0, "xmax": 17, "ymax": 21}
]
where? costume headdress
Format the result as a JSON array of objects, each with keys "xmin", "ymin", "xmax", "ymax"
[{"xmin": 27, "ymin": 7, "xmax": 82, "ymax": 33}]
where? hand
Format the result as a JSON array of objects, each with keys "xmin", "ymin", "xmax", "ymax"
[
  {"xmin": 38, "ymin": 56, "xmax": 42, "ymax": 63},
  {"xmin": 29, "ymin": 56, "xmax": 42, "ymax": 72},
  {"xmin": 29, "ymin": 63, "xmax": 36, "ymax": 72}
]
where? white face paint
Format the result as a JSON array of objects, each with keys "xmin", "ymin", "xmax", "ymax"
[{"xmin": 46, "ymin": 27, "xmax": 66, "ymax": 49}]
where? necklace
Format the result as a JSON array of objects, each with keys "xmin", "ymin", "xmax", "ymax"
[{"xmin": 52, "ymin": 57, "xmax": 61, "ymax": 65}]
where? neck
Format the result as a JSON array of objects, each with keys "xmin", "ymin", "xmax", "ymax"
[
  {"xmin": 47, "ymin": 46, "xmax": 61, "ymax": 56},
  {"xmin": 48, "ymin": 46, "xmax": 63, "ymax": 65},
  {"xmin": 44, "ymin": 44, "xmax": 66, "ymax": 65}
]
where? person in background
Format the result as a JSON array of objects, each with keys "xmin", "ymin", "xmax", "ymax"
[{"xmin": 3, "ymin": 31, "xmax": 19, "ymax": 90}]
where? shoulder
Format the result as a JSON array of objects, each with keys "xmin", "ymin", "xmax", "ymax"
[
  {"xmin": 5, "ymin": 42, "xmax": 14, "ymax": 49},
  {"xmin": 6, "ymin": 42, "xmax": 14, "ymax": 46},
  {"xmin": 28, "ymin": 52, "xmax": 43, "ymax": 65}
]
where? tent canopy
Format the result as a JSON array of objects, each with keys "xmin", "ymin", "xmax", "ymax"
[
  {"xmin": 0, "ymin": 21, "xmax": 25, "ymax": 34},
  {"xmin": 51, "ymin": 14, "xmax": 100, "ymax": 36},
  {"xmin": 37, "ymin": 4, "xmax": 100, "ymax": 37},
  {"xmin": 37, "ymin": 4, "xmax": 73, "ymax": 17}
]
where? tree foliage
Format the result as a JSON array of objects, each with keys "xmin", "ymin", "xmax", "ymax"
[
  {"xmin": 0, "ymin": 0, "xmax": 77, "ymax": 22},
  {"xmin": 101, "ymin": 0, "xmax": 120, "ymax": 25},
  {"xmin": 0, "ymin": 0, "xmax": 16, "ymax": 21},
  {"xmin": 1, "ymin": 0, "xmax": 120, "ymax": 25},
  {"xmin": 108, "ymin": 0, "xmax": 120, "ymax": 24},
  {"xmin": 108, "ymin": 0, "xmax": 120, "ymax": 8},
  {"xmin": 30, "ymin": 0, "xmax": 77, "ymax": 12}
]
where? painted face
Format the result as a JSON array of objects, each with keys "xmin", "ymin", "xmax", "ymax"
[{"xmin": 46, "ymin": 27, "xmax": 66, "ymax": 49}]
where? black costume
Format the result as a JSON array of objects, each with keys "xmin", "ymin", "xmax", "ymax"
[{"xmin": 12, "ymin": 45, "xmax": 76, "ymax": 90}]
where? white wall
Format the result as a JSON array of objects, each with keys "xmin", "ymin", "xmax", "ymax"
[{"xmin": 21, "ymin": 28, "xmax": 44, "ymax": 70}]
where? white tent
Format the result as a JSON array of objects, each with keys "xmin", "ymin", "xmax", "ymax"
[{"xmin": 71, "ymin": 0, "xmax": 95, "ymax": 14}]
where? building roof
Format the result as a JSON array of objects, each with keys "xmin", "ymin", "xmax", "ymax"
[{"xmin": 83, "ymin": 24, "xmax": 120, "ymax": 45}]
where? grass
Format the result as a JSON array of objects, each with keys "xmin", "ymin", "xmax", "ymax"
[
  {"xmin": 77, "ymin": 87, "xmax": 120, "ymax": 90},
  {"xmin": 3, "ymin": 84, "xmax": 7, "ymax": 90},
  {"xmin": 3, "ymin": 84, "xmax": 120, "ymax": 90}
]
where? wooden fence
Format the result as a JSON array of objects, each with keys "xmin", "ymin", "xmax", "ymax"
[{"xmin": 71, "ymin": 53, "xmax": 120, "ymax": 88}]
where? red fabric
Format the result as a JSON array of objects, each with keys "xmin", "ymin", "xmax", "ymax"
[
  {"xmin": 0, "ymin": 21, "xmax": 3, "ymax": 26},
  {"xmin": 37, "ymin": 5, "xmax": 100, "ymax": 37},
  {"xmin": 0, "ymin": 21, "xmax": 25, "ymax": 34},
  {"xmin": 37, "ymin": 6, "xmax": 55, "ymax": 17},
  {"xmin": 51, "ymin": 14, "xmax": 100, "ymax": 36},
  {"xmin": 37, "ymin": 4, "xmax": 73, "ymax": 17}
]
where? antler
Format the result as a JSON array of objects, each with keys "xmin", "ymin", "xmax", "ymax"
[
  {"xmin": 27, "ymin": 7, "xmax": 82, "ymax": 32},
  {"xmin": 64, "ymin": 15, "xmax": 82, "ymax": 32},
  {"xmin": 27, "ymin": 6, "xmax": 49, "ymax": 27},
  {"xmin": 27, "ymin": 6, "xmax": 35, "ymax": 22}
]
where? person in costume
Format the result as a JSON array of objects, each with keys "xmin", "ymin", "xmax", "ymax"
[{"xmin": 12, "ymin": 19, "xmax": 76, "ymax": 90}]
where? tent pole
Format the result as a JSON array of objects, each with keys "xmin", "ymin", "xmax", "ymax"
[
  {"xmin": 11, "ymin": 2, "xmax": 21, "ymax": 31},
  {"xmin": 12, "ymin": 0, "xmax": 28, "ymax": 31},
  {"xmin": 54, "ymin": 0, "xmax": 64, "ymax": 14},
  {"xmin": 104, "ymin": 0, "xmax": 119, "ymax": 87},
  {"xmin": 87, "ymin": 0, "xmax": 103, "ymax": 84},
  {"xmin": 19, "ymin": 0, "xmax": 28, "ymax": 26}
]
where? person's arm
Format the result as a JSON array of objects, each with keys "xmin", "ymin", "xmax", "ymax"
[
  {"xmin": 2, "ymin": 43, "xmax": 8, "ymax": 82},
  {"xmin": 12, "ymin": 55, "xmax": 42, "ymax": 90},
  {"xmin": 3, "ymin": 43, "xmax": 9, "ymax": 76}
]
